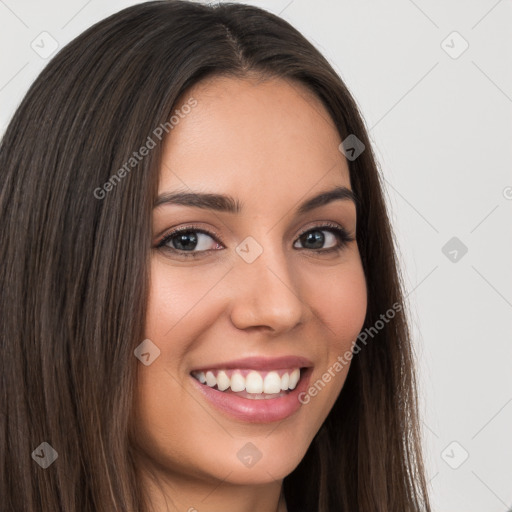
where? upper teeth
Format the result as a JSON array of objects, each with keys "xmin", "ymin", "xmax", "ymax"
[{"xmin": 192, "ymin": 368, "xmax": 301, "ymax": 393}]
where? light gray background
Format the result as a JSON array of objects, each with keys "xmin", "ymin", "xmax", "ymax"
[{"xmin": 1, "ymin": 1, "xmax": 511, "ymax": 510}]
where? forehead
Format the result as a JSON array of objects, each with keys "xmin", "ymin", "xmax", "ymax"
[{"xmin": 159, "ymin": 75, "xmax": 351, "ymax": 204}]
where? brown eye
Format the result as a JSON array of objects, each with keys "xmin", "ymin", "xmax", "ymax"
[
  {"xmin": 157, "ymin": 227, "xmax": 224, "ymax": 258},
  {"xmin": 293, "ymin": 225, "xmax": 354, "ymax": 253}
]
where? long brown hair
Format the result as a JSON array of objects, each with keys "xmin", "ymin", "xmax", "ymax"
[{"xmin": 0, "ymin": 1, "xmax": 431, "ymax": 510}]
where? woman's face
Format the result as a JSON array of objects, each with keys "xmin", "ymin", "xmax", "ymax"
[{"xmin": 134, "ymin": 75, "xmax": 367, "ymax": 492}]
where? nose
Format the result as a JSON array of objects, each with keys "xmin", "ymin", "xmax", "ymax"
[{"xmin": 228, "ymin": 239, "xmax": 307, "ymax": 334}]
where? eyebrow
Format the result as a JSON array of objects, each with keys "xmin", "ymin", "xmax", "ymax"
[{"xmin": 154, "ymin": 185, "xmax": 357, "ymax": 215}]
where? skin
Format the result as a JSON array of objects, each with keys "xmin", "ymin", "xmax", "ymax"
[{"xmin": 132, "ymin": 75, "xmax": 367, "ymax": 512}]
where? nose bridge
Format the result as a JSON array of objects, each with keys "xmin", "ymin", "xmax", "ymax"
[{"xmin": 228, "ymin": 233, "xmax": 306, "ymax": 332}]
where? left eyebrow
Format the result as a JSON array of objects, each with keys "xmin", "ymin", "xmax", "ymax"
[
  {"xmin": 296, "ymin": 186, "xmax": 357, "ymax": 215},
  {"xmin": 154, "ymin": 185, "xmax": 357, "ymax": 215}
]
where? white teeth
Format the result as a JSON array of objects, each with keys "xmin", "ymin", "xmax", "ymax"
[
  {"xmin": 216, "ymin": 370, "xmax": 230, "ymax": 391},
  {"xmin": 288, "ymin": 368, "xmax": 300, "ymax": 390},
  {"xmin": 280, "ymin": 373, "xmax": 289, "ymax": 391},
  {"xmin": 192, "ymin": 368, "xmax": 303, "ymax": 394},
  {"xmin": 205, "ymin": 370, "xmax": 216, "ymax": 388},
  {"xmin": 245, "ymin": 371, "xmax": 263, "ymax": 393},
  {"xmin": 230, "ymin": 372, "xmax": 245, "ymax": 392},
  {"xmin": 263, "ymin": 372, "xmax": 282, "ymax": 394}
]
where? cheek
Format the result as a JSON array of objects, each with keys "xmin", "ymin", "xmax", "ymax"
[
  {"xmin": 145, "ymin": 261, "xmax": 204, "ymax": 334},
  {"xmin": 295, "ymin": 257, "xmax": 366, "ymax": 408},
  {"xmin": 131, "ymin": 368, "xmax": 211, "ymax": 481},
  {"xmin": 144, "ymin": 258, "xmax": 229, "ymax": 342},
  {"xmin": 307, "ymin": 258, "xmax": 367, "ymax": 346}
]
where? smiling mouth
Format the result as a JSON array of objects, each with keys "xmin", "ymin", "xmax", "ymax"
[{"xmin": 190, "ymin": 367, "xmax": 303, "ymax": 400}]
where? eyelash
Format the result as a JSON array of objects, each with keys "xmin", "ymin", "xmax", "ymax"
[{"xmin": 155, "ymin": 222, "xmax": 355, "ymax": 259}]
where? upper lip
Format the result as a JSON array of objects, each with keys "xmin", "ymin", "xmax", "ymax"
[{"xmin": 190, "ymin": 355, "xmax": 313, "ymax": 372}]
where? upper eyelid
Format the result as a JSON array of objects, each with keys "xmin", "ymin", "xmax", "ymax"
[
  {"xmin": 156, "ymin": 226, "xmax": 221, "ymax": 247},
  {"xmin": 296, "ymin": 222, "xmax": 348, "ymax": 237}
]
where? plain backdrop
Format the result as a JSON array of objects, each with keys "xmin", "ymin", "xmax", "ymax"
[{"xmin": 1, "ymin": 1, "xmax": 511, "ymax": 510}]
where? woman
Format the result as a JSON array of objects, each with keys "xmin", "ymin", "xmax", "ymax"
[{"xmin": 0, "ymin": 1, "xmax": 431, "ymax": 510}]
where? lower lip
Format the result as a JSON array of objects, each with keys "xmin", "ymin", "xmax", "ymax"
[{"xmin": 190, "ymin": 368, "xmax": 313, "ymax": 423}]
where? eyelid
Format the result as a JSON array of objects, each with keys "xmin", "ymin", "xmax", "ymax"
[
  {"xmin": 155, "ymin": 223, "xmax": 224, "ymax": 247},
  {"xmin": 295, "ymin": 221, "xmax": 353, "ymax": 240}
]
